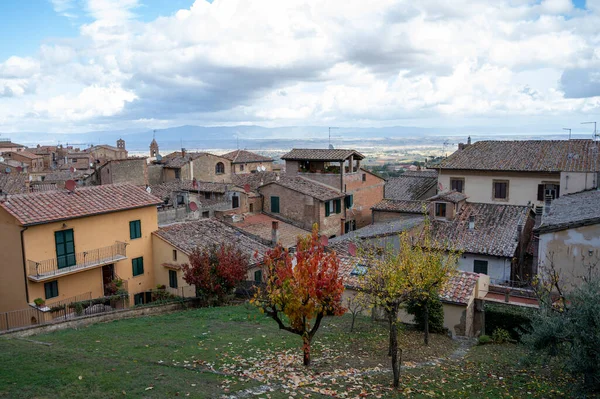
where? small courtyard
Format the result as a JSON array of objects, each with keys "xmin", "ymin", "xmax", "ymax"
[{"xmin": 0, "ymin": 305, "xmax": 582, "ymax": 398}]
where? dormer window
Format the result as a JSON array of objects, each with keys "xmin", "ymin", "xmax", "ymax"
[{"xmin": 435, "ymin": 202, "xmax": 447, "ymax": 218}]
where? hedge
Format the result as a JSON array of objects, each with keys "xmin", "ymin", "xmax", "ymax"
[{"xmin": 484, "ymin": 302, "xmax": 537, "ymax": 341}]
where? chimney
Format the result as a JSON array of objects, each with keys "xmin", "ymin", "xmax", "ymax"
[
  {"xmin": 467, "ymin": 136, "xmax": 472, "ymax": 145},
  {"xmin": 181, "ymin": 148, "xmax": 186, "ymax": 157},
  {"xmin": 517, "ymin": 223, "xmax": 523, "ymax": 238},
  {"xmin": 458, "ymin": 143, "xmax": 465, "ymax": 151},
  {"xmin": 341, "ymin": 218, "xmax": 346, "ymax": 236},
  {"xmin": 468, "ymin": 215, "xmax": 475, "ymax": 230},
  {"xmin": 271, "ymin": 221, "xmax": 279, "ymax": 245},
  {"xmin": 544, "ymin": 194, "xmax": 552, "ymax": 215}
]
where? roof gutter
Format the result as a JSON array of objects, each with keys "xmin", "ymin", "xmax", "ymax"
[{"xmin": 20, "ymin": 226, "xmax": 30, "ymax": 305}]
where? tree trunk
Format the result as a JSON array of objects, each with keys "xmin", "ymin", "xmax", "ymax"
[
  {"xmin": 302, "ymin": 335, "xmax": 311, "ymax": 366},
  {"xmin": 388, "ymin": 311, "xmax": 393, "ymax": 356},
  {"xmin": 350, "ymin": 312, "xmax": 356, "ymax": 333},
  {"xmin": 390, "ymin": 305, "xmax": 400, "ymax": 388},
  {"xmin": 424, "ymin": 301, "xmax": 430, "ymax": 346}
]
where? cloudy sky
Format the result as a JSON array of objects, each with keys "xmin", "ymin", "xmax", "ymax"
[{"xmin": 0, "ymin": 0, "xmax": 599, "ymax": 135}]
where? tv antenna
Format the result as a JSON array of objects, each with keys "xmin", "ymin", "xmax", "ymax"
[
  {"xmin": 581, "ymin": 122, "xmax": 598, "ymax": 139},
  {"xmin": 328, "ymin": 127, "xmax": 339, "ymax": 147},
  {"xmin": 563, "ymin": 128, "xmax": 572, "ymax": 140}
]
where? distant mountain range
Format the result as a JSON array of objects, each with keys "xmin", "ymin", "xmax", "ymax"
[{"xmin": 1, "ymin": 125, "xmax": 589, "ymax": 153}]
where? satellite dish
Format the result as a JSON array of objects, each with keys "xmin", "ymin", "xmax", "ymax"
[
  {"xmin": 156, "ymin": 154, "xmax": 162, "ymax": 161},
  {"xmin": 73, "ymin": 168, "xmax": 77, "ymax": 172},
  {"xmin": 146, "ymin": 186, "xmax": 152, "ymax": 194},
  {"xmin": 243, "ymin": 184, "xmax": 251, "ymax": 193},
  {"xmin": 0, "ymin": 157, "xmax": 4, "ymax": 162},
  {"xmin": 65, "ymin": 180, "xmax": 76, "ymax": 192},
  {"xmin": 90, "ymin": 163, "xmax": 93, "ymax": 168},
  {"xmin": 348, "ymin": 242, "xmax": 357, "ymax": 256},
  {"xmin": 329, "ymin": 144, "xmax": 334, "ymax": 150},
  {"xmin": 69, "ymin": 167, "xmax": 75, "ymax": 173},
  {"xmin": 16, "ymin": 166, "xmax": 22, "ymax": 172},
  {"xmin": 320, "ymin": 235, "xmax": 329, "ymax": 247},
  {"xmin": 5, "ymin": 167, "xmax": 11, "ymax": 173},
  {"xmin": 189, "ymin": 201, "xmax": 198, "ymax": 212},
  {"xmin": 28, "ymin": 175, "xmax": 32, "ymax": 181}
]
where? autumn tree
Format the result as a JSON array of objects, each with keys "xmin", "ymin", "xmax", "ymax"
[
  {"xmin": 182, "ymin": 243, "xmax": 248, "ymax": 305},
  {"xmin": 358, "ymin": 220, "xmax": 459, "ymax": 388},
  {"xmin": 252, "ymin": 225, "xmax": 345, "ymax": 366}
]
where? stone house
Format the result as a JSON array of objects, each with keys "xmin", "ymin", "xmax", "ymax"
[
  {"xmin": 85, "ymin": 143, "xmax": 128, "ymax": 164},
  {"xmin": 97, "ymin": 158, "xmax": 148, "ymax": 186},
  {"xmin": 161, "ymin": 151, "xmax": 232, "ymax": 183},
  {"xmin": 535, "ymin": 190, "xmax": 600, "ymax": 287},
  {"xmin": 2, "ymin": 151, "xmax": 44, "ymax": 172},
  {"xmin": 437, "ymin": 139, "xmax": 600, "ymax": 206},
  {"xmin": 385, "ymin": 170, "xmax": 438, "ymax": 200},
  {"xmin": 280, "ymin": 148, "xmax": 385, "ymax": 231},
  {"xmin": 221, "ymin": 149, "xmax": 274, "ymax": 174}
]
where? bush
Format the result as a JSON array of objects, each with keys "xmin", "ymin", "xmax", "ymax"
[
  {"xmin": 484, "ymin": 302, "xmax": 534, "ymax": 341},
  {"xmin": 478, "ymin": 335, "xmax": 492, "ymax": 345},
  {"xmin": 33, "ymin": 298, "xmax": 45, "ymax": 307},
  {"xmin": 492, "ymin": 328, "xmax": 511, "ymax": 344},
  {"xmin": 405, "ymin": 296, "xmax": 445, "ymax": 334}
]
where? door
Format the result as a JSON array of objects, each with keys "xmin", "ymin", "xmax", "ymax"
[
  {"xmin": 232, "ymin": 194, "xmax": 239, "ymax": 209},
  {"xmin": 270, "ymin": 196, "xmax": 280, "ymax": 213},
  {"xmin": 102, "ymin": 265, "xmax": 115, "ymax": 296},
  {"xmin": 55, "ymin": 229, "xmax": 76, "ymax": 269}
]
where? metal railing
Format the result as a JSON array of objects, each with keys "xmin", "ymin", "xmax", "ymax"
[{"xmin": 27, "ymin": 242, "xmax": 127, "ymax": 280}]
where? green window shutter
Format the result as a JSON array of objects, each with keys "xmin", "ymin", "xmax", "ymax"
[
  {"xmin": 270, "ymin": 196, "xmax": 280, "ymax": 213},
  {"xmin": 44, "ymin": 281, "xmax": 58, "ymax": 299},
  {"xmin": 55, "ymin": 229, "xmax": 76, "ymax": 269},
  {"xmin": 132, "ymin": 257, "xmax": 144, "ymax": 276},
  {"xmin": 169, "ymin": 270, "xmax": 178, "ymax": 288},
  {"xmin": 130, "ymin": 220, "xmax": 141, "ymax": 239},
  {"xmin": 254, "ymin": 270, "xmax": 262, "ymax": 283},
  {"xmin": 348, "ymin": 194, "xmax": 353, "ymax": 208},
  {"xmin": 334, "ymin": 199, "xmax": 342, "ymax": 214},
  {"xmin": 325, "ymin": 201, "xmax": 331, "ymax": 217}
]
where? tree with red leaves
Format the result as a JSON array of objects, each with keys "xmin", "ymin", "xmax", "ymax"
[
  {"xmin": 252, "ymin": 225, "xmax": 345, "ymax": 366},
  {"xmin": 182, "ymin": 243, "xmax": 248, "ymax": 305}
]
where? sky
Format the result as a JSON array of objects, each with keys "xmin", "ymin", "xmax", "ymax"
[{"xmin": 0, "ymin": 0, "xmax": 598, "ymax": 135}]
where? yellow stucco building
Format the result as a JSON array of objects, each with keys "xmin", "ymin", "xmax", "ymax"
[{"xmin": 0, "ymin": 184, "xmax": 161, "ymax": 313}]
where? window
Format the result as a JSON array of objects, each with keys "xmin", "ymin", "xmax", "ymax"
[
  {"xmin": 174, "ymin": 169, "xmax": 181, "ymax": 179},
  {"xmin": 325, "ymin": 201, "xmax": 331, "ymax": 217},
  {"xmin": 344, "ymin": 220, "xmax": 357, "ymax": 234},
  {"xmin": 326, "ymin": 200, "xmax": 340, "ymax": 216},
  {"xmin": 344, "ymin": 194, "xmax": 354, "ymax": 209},
  {"xmin": 232, "ymin": 194, "xmax": 239, "ymax": 209},
  {"xmin": 204, "ymin": 192, "xmax": 211, "ymax": 200},
  {"xmin": 435, "ymin": 202, "xmax": 447, "ymax": 218},
  {"xmin": 172, "ymin": 250, "xmax": 177, "ymax": 261},
  {"xmin": 55, "ymin": 229, "xmax": 76, "ymax": 269},
  {"xmin": 493, "ymin": 180, "xmax": 509, "ymax": 200},
  {"xmin": 450, "ymin": 178, "xmax": 464, "ymax": 193},
  {"xmin": 215, "ymin": 162, "xmax": 225, "ymax": 174},
  {"xmin": 133, "ymin": 293, "xmax": 144, "ymax": 305},
  {"xmin": 240, "ymin": 164, "xmax": 244, "ymax": 171},
  {"xmin": 129, "ymin": 220, "xmax": 141, "ymax": 239},
  {"xmin": 537, "ymin": 183, "xmax": 560, "ymax": 201},
  {"xmin": 132, "ymin": 257, "xmax": 144, "ymax": 276},
  {"xmin": 270, "ymin": 196, "xmax": 280, "ymax": 213},
  {"xmin": 362, "ymin": 173, "xmax": 367, "ymax": 182},
  {"xmin": 254, "ymin": 270, "xmax": 263, "ymax": 283},
  {"xmin": 72, "ymin": 158, "xmax": 77, "ymax": 163},
  {"xmin": 169, "ymin": 270, "xmax": 178, "ymax": 289},
  {"xmin": 350, "ymin": 264, "xmax": 368, "ymax": 276},
  {"xmin": 44, "ymin": 281, "xmax": 58, "ymax": 299},
  {"xmin": 474, "ymin": 260, "xmax": 488, "ymax": 274},
  {"xmin": 202, "ymin": 211, "xmax": 209, "ymax": 218},
  {"xmin": 334, "ymin": 199, "xmax": 342, "ymax": 214},
  {"xmin": 177, "ymin": 195, "xmax": 185, "ymax": 205}
]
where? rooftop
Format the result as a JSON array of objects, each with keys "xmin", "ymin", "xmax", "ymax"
[
  {"xmin": 0, "ymin": 183, "xmax": 162, "ymax": 226},
  {"xmin": 221, "ymin": 149, "xmax": 273, "ymax": 164},
  {"xmin": 260, "ymin": 176, "xmax": 344, "ymax": 201},
  {"xmin": 4, "ymin": 151, "xmax": 42, "ymax": 160},
  {"xmin": 537, "ymin": 189, "xmax": 600, "ymax": 233},
  {"xmin": 44, "ymin": 169, "xmax": 93, "ymax": 183},
  {"xmin": 162, "ymin": 152, "xmax": 218, "ymax": 169},
  {"xmin": 232, "ymin": 171, "xmax": 280, "ymax": 191},
  {"xmin": 402, "ymin": 170, "xmax": 438, "ymax": 178},
  {"xmin": 149, "ymin": 180, "xmax": 229, "ymax": 200},
  {"xmin": 385, "ymin": 173, "xmax": 437, "ymax": 200},
  {"xmin": 372, "ymin": 199, "xmax": 426, "ymax": 214},
  {"xmin": 424, "ymin": 202, "xmax": 532, "ymax": 257},
  {"xmin": 439, "ymin": 271, "xmax": 480, "ymax": 305},
  {"xmin": 153, "ymin": 218, "xmax": 270, "ymax": 266},
  {"xmin": 230, "ymin": 213, "xmax": 309, "ymax": 248},
  {"xmin": 428, "ymin": 190, "xmax": 468, "ymax": 203},
  {"xmin": 87, "ymin": 144, "xmax": 125, "ymax": 153},
  {"xmin": 330, "ymin": 217, "xmax": 424, "ymax": 243},
  {"xmin": 0, "ymin": 141, "xmax": 25, "ymax": 148},
  {"xmin": 439, "ymin": 139, "xmax": 600, "ymax": 173},
  {"xmin": 281, "ymin": 148, "xmax": 365, "ymax": 162}
]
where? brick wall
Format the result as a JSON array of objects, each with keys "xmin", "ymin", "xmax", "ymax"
[
  {"xmin": 344, "ymin": 171, "xmax": 385, "ymax": 229},
  {"xmin": 147, "ymin": 165, "xmax": 163, "ymax": 185},
  {"xmin": 233, "ymin": 162, "xmax": 273, "ymax": 174}
]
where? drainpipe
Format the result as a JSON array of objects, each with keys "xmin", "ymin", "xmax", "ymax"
[{"xmin": 20, "ymin": 226, "xmax": 30, "ymax": 305}]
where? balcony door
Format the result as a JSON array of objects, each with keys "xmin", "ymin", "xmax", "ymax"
[{"xmin": 55, "ymin": 229, "xmax": 76, "ymax": 269}]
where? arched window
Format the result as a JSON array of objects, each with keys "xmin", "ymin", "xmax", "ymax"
[{"xmin": 216, "ymin": 162, "xmax": 225, "ymax": 174}]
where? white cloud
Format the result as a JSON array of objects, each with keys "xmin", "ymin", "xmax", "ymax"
[{"xmin": 2, "ymin": 0, "xmax": 600, "ymax": 132}]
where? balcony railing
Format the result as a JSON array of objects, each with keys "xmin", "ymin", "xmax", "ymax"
[{"xmin": 27, "ymin": 242, "xmax": 128, "ymax": 282}]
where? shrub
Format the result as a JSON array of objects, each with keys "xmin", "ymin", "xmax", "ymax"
[
  {"xmin": 478, "ymin": 335, "xmax": 492, "ymax": 345},
  {"xmin": 492, "ymin": 328, "xmax": 511, "ymax": 344},
  {"xmin": 484, "ymin": 302, "xmax": 534, "ymax": 341},
  {"xmin": 33, "ymin": 298, "xmax": 45, "ymax": 307},
  {"xmin": 405, "ymin": 296, "xmax": 445, "ymax": 334}
]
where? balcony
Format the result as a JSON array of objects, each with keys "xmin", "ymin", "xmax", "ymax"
[{"xmin": 27, "ymin": 242, "xmax": 128, "ymax": 282}]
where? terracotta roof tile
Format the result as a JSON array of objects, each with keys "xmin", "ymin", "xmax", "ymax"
[
  {"xmin": 0, "ymin": 183, "xmax": 161, "ymax": 226},
  {"xmin": 385, "ymin": 174, "xmax": 437, "ymax": 200},
  {"xmin": 260, "ymin": 176, "xmax": 344, "ymax": 201},
  {"xmin": 428, "ymin": 190, "xmax": 468, "ymax": 203},
  {"xmin": 232, "ymin": 171, "xmax": 280, "ymax": 191},
  {"xmin": 149, "ymin": 180, "xmax": 229, "ymax": 200},
  {"xmin": 439, "ymin": 140, "xmax": 600, "ymax": 172},
  {"xmin": 153, "ymin": 218, "xmax": 269, "ymax": 266},
  {"xmin": 537, "ymin": 189, "xmax": 600, "ymax": 233},
  {"xmin": 281, "ymin": 148, "xmax": 365, "ymax": 161},
  {"xmin": 221, "ymin": 150, "xmax": 273, "ymax": 164},
  {"xmin": 372, "ymin": 199, "xmax": 426, "ymax": 214},
  {"xmin": 439, "ymin": 271, "xmax": 480, "ymax": 305}
]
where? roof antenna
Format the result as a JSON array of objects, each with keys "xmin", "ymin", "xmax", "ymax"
[
  {"xmin": 563, "ymin": 128, "xmax": 571, "ymax": 140},
  {"xmin": 581, "ymin": 122, "xmax": 599, "ymax": 189},
  {"xmin": 153, "ymin": 129, "xmax": 156, "ymax": 140},
  {"xmin": 328, "ymin": 127, "xmax": 339, "ymax": 149}
]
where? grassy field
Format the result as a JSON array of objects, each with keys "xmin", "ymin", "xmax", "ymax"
[{"xmin": 0, "ymin": 304, "xmax": 585, "ymax": 398}]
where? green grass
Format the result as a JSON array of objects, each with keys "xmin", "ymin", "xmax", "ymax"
[{"xmin": 0, "ymin": 304, "xmax": 588, "ymax": 398}]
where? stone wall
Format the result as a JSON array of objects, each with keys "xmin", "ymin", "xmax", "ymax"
[{"xmin": 99, "ymin": 158, "xmax": 148, "ymax": 186}]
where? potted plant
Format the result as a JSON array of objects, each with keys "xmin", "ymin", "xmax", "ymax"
[{"xmin": 34, "ymin": 298, "xmax": 45, "ymax": 307}]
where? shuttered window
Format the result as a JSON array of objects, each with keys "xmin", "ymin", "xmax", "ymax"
[
  {"xmin": 132, "ymin": 257, "xmax": 144, "ymax": 276},
  {"xmin": 55, "ymin": 229, "xmax": 76, "ymax": 269},
  {"xmin": 254, "ymin": 270, "xmax": 263, "ymax": 283},
  {"xmin": 334, "ymin": 199, "xmax": 342, "ymax": 214},
  {"xmin": 344, "ymin": 195, "xmax": 354, "ymax": 209},
  {"xmin": 44, "ymin": 281, "xmax": 58, "ymax": 299},
  {"xmin": 169, "ymin": 270, "xmax": 178, "ymax": 289},
  {"xmin": 129, "ymin": 220, "xmax": 141, "ymax": 239},
  {"xmin": 270, "ymin": 196, "xmax": 280, "ymax": 213},
  {"xmin": 474, "ymin": 260, "xmax": 488, "ymax": 274},
  {"xmin": 325, "ymin": 201, "xmax": 331, "ymax": 217}
]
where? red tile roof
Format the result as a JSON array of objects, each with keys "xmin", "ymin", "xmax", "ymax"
[
  {"xmin": 0, "ymin": 183, "xmax": 161, "ymax": 226},
  {"xmin": 440, "ymin": 271, "xmax": 480, "ymax": 305},
  {"xmin": 428, "ymin": 190, "xmax": 468, "ymax": 203},
  {"xmin": 372, "ymin": 199, "xmax": 426, "ymax": 214},
  {"xmin": 281, "ymin": 148, "xmax": 365, "ymax": 161},
  {"xmin": 221, "ymin": 150, "xmax": 273, "ymax": 164},
  {"xmin": 260, "ymin": 176, "xmax": 344, "ymax": 201},
  {"xmin": 439, "ymin": 140, "xmax": 600, "ymax": 172},
  {"xmin": 385, "ymin": 173, "xmax": 437, "ymax": 200}
]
